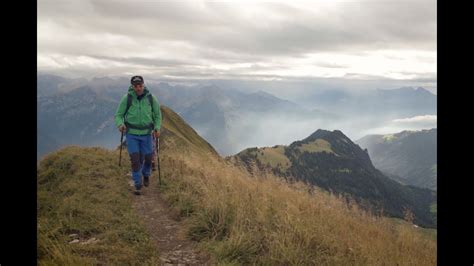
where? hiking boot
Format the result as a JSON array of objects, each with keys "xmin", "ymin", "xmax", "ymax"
[
  {"xmin": 134, "ymin": 184, "xmax": 142, "ymax": 195},
  {"xmin": 143, "ymin": 176, "xmax": 150, "ymax": 187}
]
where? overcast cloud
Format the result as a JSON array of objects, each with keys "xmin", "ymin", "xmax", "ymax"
[
  {"xmin": 392, "ymin": 115, "xmax": 437, "ymax": 124},
  {"xmin": 38, "ymin": 0, "xmax": 436, "ymax": 90},
  {"xmin": 356, "ymin": 115, "xmax": 437, "ymax": 137}
]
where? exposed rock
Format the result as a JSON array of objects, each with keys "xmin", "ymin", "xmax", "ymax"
[
  {"xmin": 80, "ymin": 237, "xmax": 99, "ymax": 245},
  {"xmin": 160, "ymin": 257, "xmax": 171, "ymax": 263}
]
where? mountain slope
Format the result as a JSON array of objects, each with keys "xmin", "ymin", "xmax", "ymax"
[
  {"xmin": 230, "ymin": 129, "xmax": 437, "ymax": 228},
  {"xmin": 356, "ymin": 128, "xmax": 437, "ymax": 190},
  {"xmin": 159, "ymin": 105, "xmax": 220, "ymax": 157},
  {"xmin": 37, "ymin": 74, "xmax": 340, "ymax": 157},
  {"xmin": 296, "ymin": 86, "xmax": 437, "ymax": 118},
  {"xmin": 37, "ymin": 85, "xmax": 119, "ymax": 160},
  {"xmin": 162, "ymin": 84, "xmax": 323, "ymax": 155},
  {"xmin": 37, "ymin": 73, "xmax": 69, "ymax": 97},
  {"xmin": 38, "ymin": 106, "xmax": 436, "ymax": 265}
]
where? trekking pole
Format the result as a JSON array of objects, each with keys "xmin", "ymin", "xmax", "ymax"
[
  {"xmin": 119, "ymin": 131, "xmax": 124, "ymax": 167},
  {"xmin": 156, "ymin": 136, "xmax": 162, "ymax": 186}
]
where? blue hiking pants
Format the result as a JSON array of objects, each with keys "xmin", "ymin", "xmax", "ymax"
[{"xmin": 126, "ymin": 133, "xmax": 153, "ymax": 188}]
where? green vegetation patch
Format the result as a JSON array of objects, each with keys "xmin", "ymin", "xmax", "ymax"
[
  {"xmin": 385, "ymin": 217, "xmax": 437, "ymax": 241},
  {"xmin": 257, "ymin": 146, "xmax": 291, "ymax": 171},
  {"xmin": 37, "ymin": 146, "xmax": 159, "ymax": 265},
  {"xmin": 298, "ymin": 139, "xmax": 335, "ymax": 154},
  {"xmin": 382, "ymin": 134, "xmax": 397, "ymax": 142}
]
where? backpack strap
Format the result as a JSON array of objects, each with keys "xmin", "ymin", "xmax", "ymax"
[
  {"xmin": 125, "ymin": 93, "xmax": 153, "ymax": 116},
  {"xmin": 147, "ymin": 94, "xmax": 154, "ymax": 114},
  {"xmin": 124, "ymin": 94, "xmax": 133, "ymax": 117},
  {"xmin": 123, "ymin": 94, "xmax": 133, "ymax": 134},
  {"xmin": 148, "ymin": 94, "xmax": 156, "ymax": 132}
]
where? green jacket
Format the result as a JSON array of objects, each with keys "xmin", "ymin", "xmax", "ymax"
[{"xmin": 114, "ymin": 86, "xmax": 162, "ymax": 135}]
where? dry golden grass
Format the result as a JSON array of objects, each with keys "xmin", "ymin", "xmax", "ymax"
[{"xmin": 159, "ymin": 149, "xmax": 437, "ymax": 265}]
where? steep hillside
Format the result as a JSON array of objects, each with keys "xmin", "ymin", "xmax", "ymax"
[
  {"xmin": 159, "ymin": 105, "xmax": 220, "ymax": 157},
  {"xmin": 231, "ymin": 129, "xmax": 437, "ymax": 228},
  {"xmin": 38, "ymin": 106, "xmax": 436, "ymax": 265},
  {"xmin": 356, "ymin": 128, "xmax": 437, "ymax": 190}
]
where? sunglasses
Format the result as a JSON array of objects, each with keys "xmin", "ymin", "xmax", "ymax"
[{"xmin": 132, "ymin": 83, "xmax": 144, "ymax": 87}]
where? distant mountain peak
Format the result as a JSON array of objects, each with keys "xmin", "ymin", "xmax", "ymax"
[
  {"xmin": 231, "ymin": 127, "xmax": 436, "ymax": 227},
  {"xmin": 377, "ymin": 86, "xmax": 413, "ymax": 92},
  {"xmin": 199, "ymin": 83, "xmax": 221, "ymax": 90},
  {"xmin": 415, "ymin": 87, "xmax": 435, "ymax": 95},
  {"xmin": 376, "ymin": 86, "xmax": 435, "ymax": 97},
  {"xmin": 253, "ymin": 90, "xmax": 275, "ymax": 97},
  {"xmin": 91, "ymin": 76, "xmax": 115, "ymax": 82},
  {"xmin": 157, "ymin": 81, "xmax": 173, "ymax": 88},
  {"xmin": 305, "ymin": 129, "xmax": 350, "ymax": 142},
  {"xmin": 67, "ymin": 85, "xmax": 95, "ymax": 94},
  {"xmin": 304, "ymin": 129, "xmax": 331, "ymax": 140}
]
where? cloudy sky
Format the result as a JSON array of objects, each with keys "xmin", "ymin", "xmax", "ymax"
[{"xmin": 38, "ymin": 0, "xmax": 436, "ymax": 91}]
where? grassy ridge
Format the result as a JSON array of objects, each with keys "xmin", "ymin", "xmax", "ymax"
[
  {"xmin": 38, "ymin": 106, "xmax": 436, "ymax": 265},
  {"xmin": 36, "ymin": 105, "xmax": 217, "ymax": 264},
  {"xmin": 38, "ymin": 146, "xmax": 437, "ymax": 265},
  {"xmin": 160, "ymin": 105, "xmax": 220, "ymax": 157},
  {"xmin": 158, "ymin": 106, "xmax": 436, "ymax": 265},
  {"xmin": 233, "ymin": 129, "xmax": 437, "ymax": 228},
  {"xmin": 235, "ymin": 138, "xmax": 336, "ymax": 173},
  {"xmin": 37, "ymin": 146, "xmax": 159, "ymax": 265},
  {"xmin": 158, "ymin": 149, "xmax": 437, "ymax": 265}
]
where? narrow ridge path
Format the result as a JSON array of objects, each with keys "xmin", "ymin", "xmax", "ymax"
[{"xmin": 129, "ymin": 176, "xmax": 211, "ymax": 265}]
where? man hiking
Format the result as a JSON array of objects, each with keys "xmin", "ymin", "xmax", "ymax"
[{"xmin": 115, "ymin": 75, "xmax": 162, "ymax": 195}]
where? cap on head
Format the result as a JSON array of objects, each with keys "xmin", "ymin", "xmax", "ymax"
[{"xmin": 131, "ymin": 75, "xmax": 144, "ymax": 85}]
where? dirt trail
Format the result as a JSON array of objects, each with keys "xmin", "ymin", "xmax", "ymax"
[{"xmin": 129, "ymin": 176, "xmax": 211, "ymax": 265}]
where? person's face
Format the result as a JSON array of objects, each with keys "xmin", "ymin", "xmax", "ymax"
[{"xmin": 133, "ymin": 83, "xmax": 144, "ymax": 95}]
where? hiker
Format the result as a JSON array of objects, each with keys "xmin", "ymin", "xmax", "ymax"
[{"xmin": 115, "ymin": 75, "xmax": 162, "ymax": 195}]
